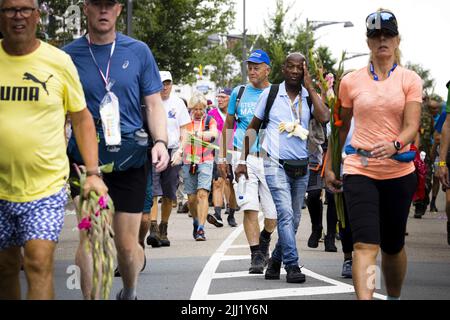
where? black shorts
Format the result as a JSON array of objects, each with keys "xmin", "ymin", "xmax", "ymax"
[
  {"xmin": 343, "ymin": 173, "xmax": 417, "ymax": 254},
  {"xmin": 152, "ymin": 150, "xmax": 181, "ymax": 201},
  {"xmin": 69, "ymin": 160, "xmax": 149, "ymax": 214}
]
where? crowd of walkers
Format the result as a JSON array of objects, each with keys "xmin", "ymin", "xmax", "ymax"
[{"xmin": 1, "ymin": 0, "xmax": 449, "ymax": 301}]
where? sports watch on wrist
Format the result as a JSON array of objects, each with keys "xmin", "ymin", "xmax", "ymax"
[
  {"xmin": 393, "ymin": 140, "xmax": 404, "ymax": 151},
  {"xmin": 86, "ymin": 167, "xmax": 102, "ymax": 178}
]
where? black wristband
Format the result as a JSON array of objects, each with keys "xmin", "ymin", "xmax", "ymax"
[{"xmin": 154, "ymin": 139, "xmax": 168, "ymax": 149}]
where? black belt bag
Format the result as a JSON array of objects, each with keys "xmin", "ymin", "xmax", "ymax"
[{"xmin": 280, "ymin": 158, "xmax": 309, "ymax": 179}]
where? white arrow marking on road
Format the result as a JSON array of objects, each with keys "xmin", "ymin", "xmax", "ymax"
[{"xmin": 191, "ymin": 213, "xmax": 387, "ymax": 300}]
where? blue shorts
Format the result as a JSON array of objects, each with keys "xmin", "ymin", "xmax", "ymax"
[
  {"xmin": 183, "ymin": 162, "xmax": 214, "ymax": 195},
  {"xmin": 0, "ymin": 188, "xmax": 67, "ymax": 250}
]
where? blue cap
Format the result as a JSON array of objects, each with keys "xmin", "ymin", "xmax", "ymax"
[
  {"xmin": 218, "ymin": 88, "xmax": 232, "ymax": 96},
  {"xmin": 246, "ymin": 49, "xmax": 271, "ymax": 66}
]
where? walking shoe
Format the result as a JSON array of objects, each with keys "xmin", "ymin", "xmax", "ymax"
[
  {"xmin": 227, "ymin": 213, "xmax": 238, "ymax": 227},
  {"xmin": 207, "ymin": 213, "xmax": 224, "ymax": 227},
  {"xmin": 414, "ymin": 204, "xmax": 426, "ymax": 218},
  {"xmin": 324, "ymin": 234, "xmax": 338, "ymax": 252},
  {"xmin": 193, "ymin": 221, "xmax": 199, "ymax": 239},
  {"xmin": 341, "ymin": 259, "xmax": 352, "ymax": 278},
  {"xmin": 159, "ymin": 222, "xmax": 170, "ymax": 247},
  {"xmin": 307, "ymin": 228, "xmax": 322, "ymax": 248},
  {"xmin": 146, "ymin": 221, "xmax": 161, "ymax": 248},
  {"xmin": 259, "ymin": 233, "xmax": 271, "ymax": 266},
  {"xmin": 177, "ymin": 202, "xmax": 189, "ymax": 214},
  {"xmin": 265, "ymin": 258, "xmax": 281, "ymax": 280},
  {"xmin": 195, "ymin": 229, "xmax": 206, "ymax": 241},
  {"xmin": 430, "ymin": 202, "xmax": 438, "ymax": 212},
  {"xmin": 249, "ymin": 251, "xmax": 265, "ymax": 274},
  {"xmin": 115, "ymin": 289, "xmax": 137, "ymax": 300},
  {"xmin": 285, "ymin": 265, "xmax": 306, "ymax": 283}
]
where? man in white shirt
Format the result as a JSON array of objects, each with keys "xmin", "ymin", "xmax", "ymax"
[{"xmin": 141, "ymin": 71, "xmax": 191, "ymax": 248}]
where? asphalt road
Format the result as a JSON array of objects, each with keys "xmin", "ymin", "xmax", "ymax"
[{"xmin": 19, "ymin": 190, "xmax": 450, "ymax": 300}]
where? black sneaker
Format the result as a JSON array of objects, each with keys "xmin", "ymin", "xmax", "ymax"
[
  {"xmin": 341, "ymin": 259, "xmax": 352, "ymax": 278},
  {"xmin": 430, "ymin": 203, "xmax": 438, "ymax": 212},
  {"xmin": 227, "ymin": 213, "xmax": 238, "ymax": 227},
  {"xmin": 259, "ymin": 234, "xmax": 271, "ymax": 266},
  {"xmin": 324, "ymin": 234, "xmax": 338, "ymax": 252},
  {"xmin": 307, "ymin": 228, "xmax": 322, "ymax": 248},
  {"xmin": 265, "ymin": 258, "xmax": 281, "ymax": 280},
  {"xmin": 249, "ymin": 251, "xmax": 265, "ymax": 274},
  {"xmin": 207, "ymin": 213, "xmax": 224, "ymax": 227},
  {"xmin": 285, "ymin": 265, "xmax": 306, "ymax": 283}
]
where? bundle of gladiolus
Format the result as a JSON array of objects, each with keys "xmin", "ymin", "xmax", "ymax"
[
  {"xmin": 73, "ymin": 164, "xmax": 116, "ymax": 300},
  {"xmin": 309, "ymin": 49, "xmax": 347, "ymax": 227}
]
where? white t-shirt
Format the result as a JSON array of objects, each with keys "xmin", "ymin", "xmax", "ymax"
[{"xmin": 163, "ymin": 94, "xmax": 191, "ymax": 149}]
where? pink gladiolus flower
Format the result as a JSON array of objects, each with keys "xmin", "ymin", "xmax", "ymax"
[
  {"xmin": 98, "ymin": 196, "xmax": 108, "ymax": 209},
  {"xmin": 78, "ymin": 217, "xmax": 92, "ymax": 230}
]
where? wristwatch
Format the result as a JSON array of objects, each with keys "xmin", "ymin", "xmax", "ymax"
[
  {"xmin": 393, "ymin": 140, "xmax": 404, "ymax": 151},
  {"xmin": 86, "ymin": 167, "xmax": 102, "ymax": 178}
]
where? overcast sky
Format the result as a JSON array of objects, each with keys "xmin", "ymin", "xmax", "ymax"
[{"xmin": 230, "ymin": 0, "xmax": 449, "ymax": 99}]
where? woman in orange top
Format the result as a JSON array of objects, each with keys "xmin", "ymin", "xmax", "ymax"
[
  {"xmin": 326, "ymin": 9, "xmax": 422, "ymax": 300},
  {"xmin": 173, "ymin": 93, "xmax": 218, "ymax": 241}
]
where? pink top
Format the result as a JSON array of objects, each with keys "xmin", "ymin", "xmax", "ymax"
[{"xmin": 339, "ymin": 66, "xmax": 423, "ymax": 180}]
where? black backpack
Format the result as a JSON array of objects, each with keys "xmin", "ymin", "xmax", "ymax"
[{"xmin": 260, "ymin": 84, "xmax": 312, "ymax": 130}]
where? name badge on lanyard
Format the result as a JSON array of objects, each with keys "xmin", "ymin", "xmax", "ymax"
[{"xmin": 86, "ymin": 34, "xmax": 121, "ymax": 146}]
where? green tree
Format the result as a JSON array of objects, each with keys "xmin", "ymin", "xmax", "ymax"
[
  {"xmin": 405, "ymin": 62, "xmax": 435, "ymax": 96},
  {"xmin": 132, "ymin": 0, "xmax": 235, "ymax": 84}
]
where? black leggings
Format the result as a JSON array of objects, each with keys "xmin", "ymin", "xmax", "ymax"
[
  {"xmin": 308, "ymin": 189, "xmax": 338, "ymax": 235},
  {"xmin": 343, "ymin": 173, "xmax": 417, "ymax": 254},
  {"xmin": 326, "ymin": 191, "xmax": 353, "ymax": 254}
]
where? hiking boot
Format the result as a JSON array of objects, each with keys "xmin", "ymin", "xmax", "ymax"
[
  {"xmin": 177, "ymin": 202, "xmax": 189, "ymax": 214},
  {"xmin": 285, "ymin": 265, "xmax": 306, "ymax": 283},
  {"xmin": 324, "ymin": 234, "xmax": 338, "ymax": 252},
  {"xmin": 207, "ymin": 213, "xmax": 224, "ymax": 228},
  {"xmin": 307, "ymin": 228, "xmax": 322, "ymax": 248},
  {"xmin": 249, "ymin": 251, "xmax": 265, "ymax": 274},
  {"xmin": 195, "ymin": 229, "xmax": 206, "ymax": 241},
  {"xmin": 146, "ymin": 221, "xmax": 161, "ymax": 248},
  {"xmin": 227, "ymin": 213, "xmax": 238, "ymax": 227},
  {"xmin": 259, "ymin": 233, "xmax": 271, "ymax": 266},
  {"xmin": 265, "ymin": 258, "xmax": 281, "ymax": 280},
  {"xmin": 159, "ymin": 222, "xmax": 170, "ymax": 247},
  {"xmin": 341, "ymin": 259, "xmax": 352, "ymax": 278}
]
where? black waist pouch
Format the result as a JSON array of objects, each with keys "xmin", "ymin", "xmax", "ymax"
[{"xmin": 281, "ymin": 159, "xmax": 309, "ymax": 179}]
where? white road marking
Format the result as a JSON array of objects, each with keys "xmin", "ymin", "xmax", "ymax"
[{"xmin": 191, "ymin": 214, "xmax": 387, "ymax": 300}]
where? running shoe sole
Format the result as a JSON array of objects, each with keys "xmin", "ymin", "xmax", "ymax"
[{"xmin": 207, "ymin": 214, "xmax": 224, "ymax": 227}]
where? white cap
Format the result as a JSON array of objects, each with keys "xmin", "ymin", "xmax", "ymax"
[{"xmin": 160, "ymin": 71, "xmax": 172, "ymax": 83}]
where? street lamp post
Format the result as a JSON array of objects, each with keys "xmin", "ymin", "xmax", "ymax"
[
  {"xmin": 242, "ymin": 0, "xmax": 247, "ymax": 84},
  {"xmin": 305, "ymin": 19, "xmax": 354, "ymax": 55},
  {"xmin": 126, "ymin": 0, "xmax": 133, "ymax": 36}
]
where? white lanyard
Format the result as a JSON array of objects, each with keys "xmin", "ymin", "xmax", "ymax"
[
  {"xmin": 86, "ymin": 34, "xmax": 116, "ymax": 87},
  {"xmin": 288, "ymin": 95, "xmax": 302, "ymax": 123}
]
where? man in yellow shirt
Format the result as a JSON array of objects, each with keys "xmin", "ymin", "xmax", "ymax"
[{"xmin": 0, "ymin": 0, "xmax": 107, "ymax": 299}]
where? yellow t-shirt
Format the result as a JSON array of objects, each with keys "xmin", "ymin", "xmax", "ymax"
[
  {"xmin": 339, "ymin": 66, "xmax": 423, "ymax": 180},
  {"xmin": 0, "ymin": 40, "xmax": 86, "ymax": 202}
]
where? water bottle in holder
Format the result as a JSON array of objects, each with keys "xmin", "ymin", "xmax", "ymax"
[{"xmin": 236, "ymin": 175, "xmax": 247, "ymax": 206}]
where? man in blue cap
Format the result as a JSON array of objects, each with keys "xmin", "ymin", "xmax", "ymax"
[{"xmin": 218, "ymin": 49, "xmax": 277, "ymax": 274}]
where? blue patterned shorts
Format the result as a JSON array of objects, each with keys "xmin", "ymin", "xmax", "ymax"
[{"xmin": 0, "ymin": 188, "xmax": 67, "ymax": 250}]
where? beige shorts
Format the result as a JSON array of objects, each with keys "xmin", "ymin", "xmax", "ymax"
[{"xmin": 231, "ymin": 151, "xmax": 277, "ymax": 219}]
